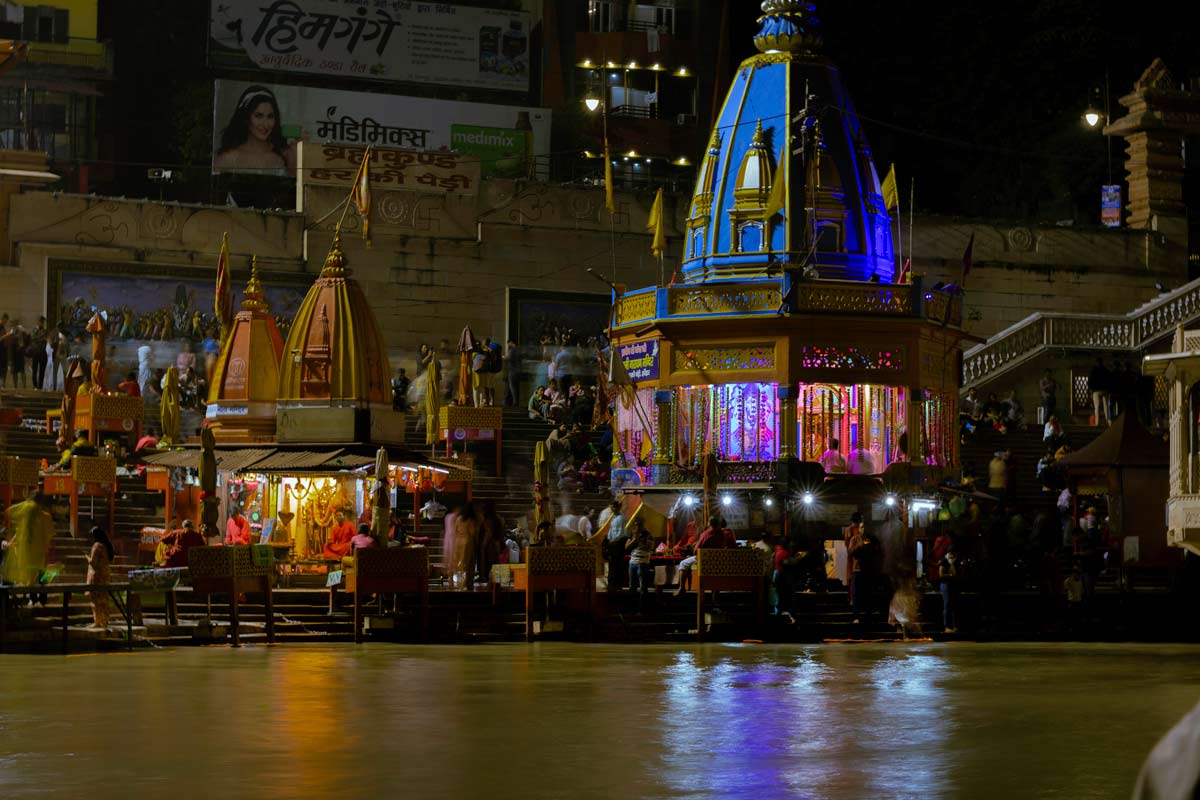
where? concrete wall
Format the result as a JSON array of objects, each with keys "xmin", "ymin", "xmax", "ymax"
[
  {"xmin": 1, "ymin": 188, "xmax": 1187, "ymax": 370},
  {"xmin": 906, "ymin": 216, "xmax": 1184, "ymax": 338}
]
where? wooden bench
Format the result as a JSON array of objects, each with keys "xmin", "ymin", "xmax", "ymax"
[
  {"xmin": 695, "ymin": 548, "xmax": 767, "ymax": 643},
  {"xmin": 343, "ymin": 547, "xmax": 430, "ymax": 643},
  {"xmin": 525, "ymin": 546, "xmax": 595, "ymax": 642},
  {"xmin": 187, "ymin": 545, "xmax": 275, "ymax": 647}
]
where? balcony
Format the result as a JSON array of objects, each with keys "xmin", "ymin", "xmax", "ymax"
[{"xmin": 13, "ymin": 42, "xmax": 113, "ymax": 78}]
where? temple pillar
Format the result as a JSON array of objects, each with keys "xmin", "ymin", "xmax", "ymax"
[
  {"xmin": 778, "ymin": 384, "xmax": 796, "ymax": 460},
  {"xmin": 1105, "ymin": 59, "xmax": 1200, "ymax": 270},
  {"xmin": 908, "ymin": 387, "xmax": 925, "ymax": 465},
  {"xmin": 651, "ymin": 389, "xmax": 673, "ymax": 483}
]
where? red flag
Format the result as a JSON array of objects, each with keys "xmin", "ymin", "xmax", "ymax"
[
  {"xmin": 895, "ymin": 257, "xmax": 911, "ymax": 285},
  {"xmin": 214, "ymin": 231, "xmax": 232, "ymax": 340},
  {"xmin": 961, "ymin": 232, "xmax": 974, "ymax": 287}
]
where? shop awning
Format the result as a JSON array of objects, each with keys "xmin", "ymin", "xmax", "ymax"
[{"xmin": 249, "ymin": 449, "xmax": 375, "ymax": 473}]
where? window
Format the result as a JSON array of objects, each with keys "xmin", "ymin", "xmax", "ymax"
[{"xmin": 20, "ymin": 5, "xmax": 68, "ymax": 44}]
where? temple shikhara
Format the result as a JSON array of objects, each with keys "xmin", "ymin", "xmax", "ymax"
[{"xmin": 609, "ymin": 0, "xmax": 962, "ymax": 513}]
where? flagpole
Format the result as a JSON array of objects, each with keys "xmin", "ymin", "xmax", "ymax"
[
  {"xmin": 908, "ymin": 176, "xmax": 915, "ymax": 270},
  {"xmin": 338, "ymin": 144, "xmax": 371, "ymax": 230},
  {"xmin": 894, "ymin": 178, "xmax": 903, "ymax": 281}
]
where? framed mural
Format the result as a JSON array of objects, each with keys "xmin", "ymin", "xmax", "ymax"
[
  {"xmin": 505, "ymin": 287, "xmax": 610, "ymax": 349},
  {"xmin": 47, "ymin": 259, "xmax": 311, "ymax": 342},
  {"xmin": 505, "ymin": 287, "xmax": 611, "ymax": 398}
]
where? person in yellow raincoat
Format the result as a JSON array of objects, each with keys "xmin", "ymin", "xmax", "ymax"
[
  {"xmin": 1, "ymin": 494, "xmax": 56, "ymax": 592},
  {"xmin": 160, "ymin": 366, "xmax": 180, "ymax": 445}
]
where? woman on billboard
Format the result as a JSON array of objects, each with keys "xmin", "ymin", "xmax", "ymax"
[{"xmin": 213, "ymin": 85, "xmax": 294, "ymax": 175}]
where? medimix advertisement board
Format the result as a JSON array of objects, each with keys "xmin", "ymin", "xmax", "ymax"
[
  {"xmin": 209, "ymin": 0, "xmax": 531, "ymax": 94},
  {"xmin": 211, "ymin": 79, "xmax": 549, "ymax": 177}
]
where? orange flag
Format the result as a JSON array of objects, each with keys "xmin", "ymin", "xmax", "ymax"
[
  {"xmin": 351, "ymin": 146, "xmax": 372, "ymax": 246},
  {"xmin": 214, "ymin": 231, "xmax": 232, "ymax": 341}
]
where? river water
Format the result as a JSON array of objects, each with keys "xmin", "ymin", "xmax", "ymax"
[{"xmin": 1, "ymin": 642, "xmax": 1196, "ymax": 799}]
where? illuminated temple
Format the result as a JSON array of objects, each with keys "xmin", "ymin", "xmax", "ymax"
[{"xmin": 610, "ymin": 0, "xmax": 963, "ymax": 510}]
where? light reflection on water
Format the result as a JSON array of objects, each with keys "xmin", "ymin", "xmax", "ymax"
[{"xmin": 0, "ymin": 643, "xmax": 1197, "ymax": 799}]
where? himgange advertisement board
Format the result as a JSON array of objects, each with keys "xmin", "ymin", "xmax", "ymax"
[
  {"xmin": 209, "ymin": 0, "xmax": 531, "ymax": 93},
  {"xmin": 211, "ymin": 79, "xmax": 550, "ymax": 177}
]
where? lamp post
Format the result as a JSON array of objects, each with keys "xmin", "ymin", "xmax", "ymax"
[{"xmin": 1083, "ymin": 68, "xmax": 1112, "ymax": 185}]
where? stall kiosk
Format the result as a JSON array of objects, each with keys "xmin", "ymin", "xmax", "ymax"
[
  {"xmin": 439, "ymin": 406, "xmax": 503, "ymax": 475},
  {"xmin": 74, "ymin": 393, "xmax": 145, "ymax": 453},
  {"xmin": 41, "ymin": 455, "xmax": 116, "ymax": 537}
]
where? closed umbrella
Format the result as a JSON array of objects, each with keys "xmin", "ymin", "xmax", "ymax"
[
  {"xmin": 423, "ymin": 347, "xmax": 441, "ymax": 446},
  {"xmin": 160, "ymin": 366, "xmax": 180, "ymax": 445},
  {"xmin": 371, "ymin": 446, "xmax": 390, "ymax": 547},
  {"xmin": 456, "ymin": 326, "xmax": 477, "ymax": 407},
  {"xmin": 199, "ymin": 426, "xmax": 219, "ymax": 542}
]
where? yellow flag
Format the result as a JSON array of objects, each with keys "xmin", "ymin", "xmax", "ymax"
[
  {"xmin": 604, "ymin": 140, "xmax": 615, "ymax": 214},
  {"xmin": 881, "ymin": 163, "xmax": 899, "ymax": 212},
  {"xmin": 351, "ymin": 146, "xmax": 372, "ymax": 246},
  {"xmin": 646, "ymin": 187, "xmax": 666, "ymax": 257},
  {"xmin": 765, "ymin": 145, "xmax": 786, "ymax": 217}
]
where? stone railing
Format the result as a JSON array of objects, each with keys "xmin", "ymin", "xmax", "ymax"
[
  {"xmin": 793, "ymin": 281, "xmax": 913, "ymax": 316},
  {"xmin": 962, "ymin": 275, "xmax": 1200, "ymax": 388},
  {"xmin": 612, "ymin": 279, "xmax": 960, "ymax": 330}
]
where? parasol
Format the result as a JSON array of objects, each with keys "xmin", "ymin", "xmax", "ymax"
[
  {"xmin": 701, "ymin": 450, "xmax": 719, "ymax": 524},
  {"xmin": 533, "ymin": 441, "xmax": 552, "ymax": 542},
  {"xmin": 370, "ymin": 446, "xmax": 390, "ymax": 546},
  {"xmin": 456, "ymin": 325, "xmax": 477, "ymax": 406},
  {"xmin": 423, "ymin": 347, "xmax": 441, "ymax": 446},
  {"xmin": 160, "ymin": 366, "xmax": 180, "ymax": 445},
  {"xmin": 199, "ymin": 426, "xmax": 219, "ymax": 541}
]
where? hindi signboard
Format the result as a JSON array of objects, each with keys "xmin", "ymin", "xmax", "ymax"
[
  {"xmin": 300, "ymin": 143, "xmax": 480, "ymax": 195},
  {"xmin": 1101, "ymin": 184, "xmax": 1121, "ymax": 228},
  {"xmin": 211, "ymin": 79, "xmax": 550, "ymax": 177},
  {"xmin": 209, "ymin": 0, "xmax": 531, "ymax": 94},
  {"xmin": 618, "ymin": 340, "xmax": 660, "ymax": 383}
]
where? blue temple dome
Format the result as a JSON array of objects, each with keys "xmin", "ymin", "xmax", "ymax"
[{"xmin": 681, "ymin": 0, "xmax": 893, "ymax": 283}]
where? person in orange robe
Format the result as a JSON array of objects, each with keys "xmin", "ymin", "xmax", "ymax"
[
  {"xmin": 225, "ymin": 512, "xmax": 252, "ymax": 546},
  {"xmin": 323, "ymin": 510, "xmax": 356, "ymax": 560}
]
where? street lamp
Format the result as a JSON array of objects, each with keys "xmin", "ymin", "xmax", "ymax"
[
  {"xmin": 584, "ymin": 95, "xmax": 601, "ymax": 113},
  {"xmin": 1082, "ymin": 70, "xmax": 1112, "ymax": 185}
]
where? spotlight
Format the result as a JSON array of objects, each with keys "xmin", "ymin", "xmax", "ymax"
[
  {"xmin": 764, "ymin": 496, "xmax": 774, "ymax": 508},
  {"xmin": 1084, "ymin": 109, "xmax": 1101, "ymax": 128},
  {"xmin": 885, "ymin": 494, "xmax": 897, "ymax": 507},
  {"xmin": 802, "ymin": 492, "xmax": 815, "ymax": 506},
  {"xmin": 682, "ymin": 495, "xmax": 696, "ymax": 508},
  {"xmin": 721, "ymin": 495, "xmax": 733, "ymax": 507}
]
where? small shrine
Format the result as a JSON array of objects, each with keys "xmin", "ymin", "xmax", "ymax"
[
  {"xmin": 276, "ymin": 230, "xmax": 402, "ymax": 444},
  {"xmin": 206, "ymin": 259, "xmax": 286, "ymax": 441},
  {"xmin": 608, "ymin": 0, "xmax": 963, "ymax": 533}
]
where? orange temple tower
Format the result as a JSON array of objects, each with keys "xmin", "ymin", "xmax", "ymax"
[{"xmin": 207, "ymin": 258, "xmax": 286, "ymax": 441}]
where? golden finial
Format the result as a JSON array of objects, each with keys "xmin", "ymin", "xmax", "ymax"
[
  {"xmin": 754, "ymin": 0, "xmax": 822, "ymax": 54},
  {"xmin": 320, "ymin": 227, "xmax": 349, "ymax": 278},
  {"xmin": 750, "ymin": 119, "xmax": 766, "ymax": 148},
  {"xmin": 241, "ymin": 255, "xmax": 269, "ymax": 312},
  {"xmin": 707, "ymin": 128, "xmax": 722, "ymax": 155}
]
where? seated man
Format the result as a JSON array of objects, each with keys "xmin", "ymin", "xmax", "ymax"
[
  {"xmin": 323, "ymin": 510, "xmax": 356, "ymax": 560},
  {"xmin": 58, "ymin": 429, "xmax": 98, "ymax": 468},
  {"xmin": 673, "ymin": 515, "xmax": 725, "ymax": 596},
  {"xmin": 819, "ymin": 438, "xmax": 847, "ymax": 474},
  {"xmin": 224, "ymin": 511, "xmax": 252, "ymax": 546},
  {"xmin": 159, "ymin": 520, "xmax": 205, "ymax": 568}
]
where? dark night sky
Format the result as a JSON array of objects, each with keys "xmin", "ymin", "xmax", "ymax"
[{"xmin": 728, "ymin": 1, "xmax": 1200, "ymax": 223}]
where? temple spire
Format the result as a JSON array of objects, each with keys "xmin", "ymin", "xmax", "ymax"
[
  {"xmin": 321, "ymin": 228, "xmax": 349, "ymax": 278},
  {"xmin": 754, "ymin": 0, "xmax": 822, "ymax": 54},
  {"xmin": 241, "ymin": 255, "xmax": 269, "ymax": 313}
]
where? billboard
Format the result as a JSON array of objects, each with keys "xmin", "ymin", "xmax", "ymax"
[
  {"xmin": 209, "ymin": 0, "xmax": 531, "ymax": 94},
  {"xmin": 211, "ymin": 79, "xmax": 550, "ymax": 177}
]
